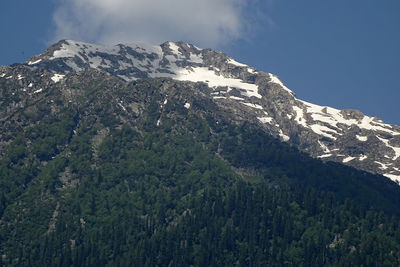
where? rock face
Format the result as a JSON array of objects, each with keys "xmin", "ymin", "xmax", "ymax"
[{"xmin": 2, "ymin": 39, "xmax": 400, "ymax": 183}]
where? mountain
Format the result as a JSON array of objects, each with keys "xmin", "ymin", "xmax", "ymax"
[
  {"xmin": 1, "ymin": 40, "xmax": 400, "ymax": 266},
  {"xmin": 17, "ymin": 39, "xmax": 400, "ymax": 183}
]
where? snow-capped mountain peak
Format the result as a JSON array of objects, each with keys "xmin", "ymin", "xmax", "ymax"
[{"xmin": 20, "ymin": 40, "xmax": 400, "ymax": 183}]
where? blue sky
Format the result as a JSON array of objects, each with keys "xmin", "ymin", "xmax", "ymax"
[{"xmin": 1, "ymin": 0, "xmax": 399, "ymax": 125}]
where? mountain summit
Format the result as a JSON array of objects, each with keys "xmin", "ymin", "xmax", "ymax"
[{"xmin": 17, "ymin": 39, "xmax": 400, "ymax": 183}]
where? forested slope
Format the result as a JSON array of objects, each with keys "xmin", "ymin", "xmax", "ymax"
[{"xmin": 1, "ymin": 70, "xmax": 399, "ymax": 266}]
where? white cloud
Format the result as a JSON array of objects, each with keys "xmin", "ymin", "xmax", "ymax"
[{"xmin": 51, "ymin": 0, "xmax": 260, "ymax": 48}]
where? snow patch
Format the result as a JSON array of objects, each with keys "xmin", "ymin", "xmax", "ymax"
[
  {"xmin": 163, "ymin": 99, "xmax": 168, "ymax": 105},
  {"xmin": 383, "ymin": 173, "xmax": 400, "ymax": 183},
  {"xmin": 279, "ymin": 131, "xmax": 290, "ymax": 141},
  {"xmin": 357, "ymin": 116, "xmax": 400, "ymax": 136},
  {"xmin": 359, "ymin": 155, "xmax": 368, "ymax": 161},
  {"xmin": 118, "ymin": 102, "xmax": 127, "ymax": 112},
  {"xmin": 0, "ymin": 73, "xmax": 6, "ymax": 78},
  {"xmin": 356, "ymin": 135, "xmax": 368, "ymax": 142},
  {"xmin": 168, "ymin": 42, "xmax": 181, "ymax": 55},
  {"xmin": 377, "ymin": 136, "xmax": 400, "ymax": 160},
  {"xmin": 241, "ymin": 102, "xmax": 263, "ymax": 110},
  {"xmin": 375, "ymin": 161, "xmax": 390, "ymax": 170},
  {"xmin": 292, "ymin": 106, "xmax": 307, "ymax": 127},
  {"xmin": 174, "ymin": 67, "xmax": 261, "ymax": 98},
  {"xmin": 184, "ymin": 103, "xmax": 191, "ymax": 109},
  {"xmin": 391, "ymin": 146, "xmax": 400, "ymax": 160},
  {"xmin": 318, "ymin": 141, "xmax": 330, "ymax": 153},
  {"xmin": 302, "ymin": 101, "xmax": 351, "ymax": 130},
  {"xmin": 227, "ymin": 58, "xmax": 247, "ymax": 67},
  {"xmin": 229, "ymin": 96, "xmax": 245, "ymax": 101},
  {"xmin": 343, "ymin": 156, "xmax": 355, "ymax": 163},
  {"xmin": 189, "ymin": 53, "xmax": 203, "ymax": 64},
  {"xmin": 318, "ymin": 154, "xmax": 332, "ymax": 159},
  {"xmin": 33, "ymin": 88, "xmax": 43, "ymax": 94},
  {"xmin": 258, "ymin": 116, "xmax": 274, "ymax": 124},
  {"xmin": 17, "ymin": 74, "xmax": 24, "ymax": 80},
  {"xmin": 27, "ymin": 59, "xmax": 42, "ymax": 65},
  {"xmin": 51, "ymin": 74, "xmax": 65, "ymax": 83},
  {"xmin": 28, "ymin": 83, "xmax": 33, "ymax": 88},
  {"xmin": 309, "ymin": 124, "xmax": 338, "ymax": 140},
  {"xmin": 299, "ymin": 100, "xmax": 400, "ymax": 137}
]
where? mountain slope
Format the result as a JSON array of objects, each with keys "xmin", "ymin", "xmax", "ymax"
[
  {"xmin": 0, "ymin": 67, "xmax": 400, "ymax": 266},
  {"xmin": 15, "ymin": 39, "xmax": 400, "ymax": 183}
]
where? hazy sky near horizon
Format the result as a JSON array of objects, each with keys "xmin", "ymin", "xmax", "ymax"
[{"xmin": 1, "ymin": 0, "xmax": 399, "ymax": 125}]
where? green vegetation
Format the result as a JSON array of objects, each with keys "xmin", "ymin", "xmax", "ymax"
[{"xmin": 0, "ymin": 76, "xmax": 399, "ymax": 266}]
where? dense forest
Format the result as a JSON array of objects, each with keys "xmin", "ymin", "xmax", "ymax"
[{"xmin": 1, "ymin": 76, "xmax": 400, "ymax": 266}]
